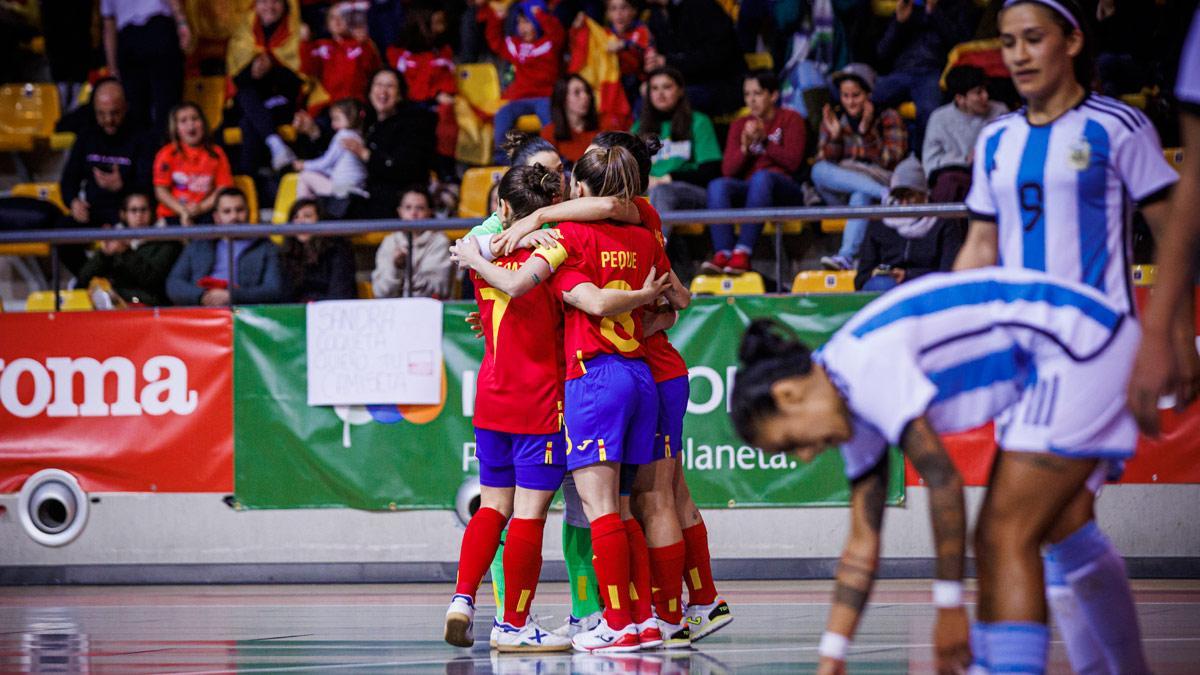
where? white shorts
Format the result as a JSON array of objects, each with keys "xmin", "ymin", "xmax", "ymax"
[{"xmin": 995, "ymin": 317, "xmax": 1140, "ymax": 488}]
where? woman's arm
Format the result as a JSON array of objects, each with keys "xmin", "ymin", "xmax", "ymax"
[
  {"xmin": 493, "ymin": 197, "xmax": 640, "ymax": 256},
  {"xmin": 664, "ymin": 270, "xmax": 690, "ymax": 310},
  {"xmin": 450, "ymin": 238, "xmax": 551, "ymax": 298},
  {"xmin": 900, "ymin": 417, "xmax": 970, "ymax": 673},
  {"xmin": 155, "ymin": 185, "xmax": 188, "ymax": 219},
  {"xmin": 562, "ymin": 265, "xmax": 668, "ymax": 316},
  {"xmin": 817, "ymin": 455, "xmax": 888, "ymax": 674},
  {"xmin": 952, "ymin": 219, "xmax": 999, "ymax": 270},
  {"xmin": 643, "ymin": 304, "xmax": 677, "ymax": 336}
]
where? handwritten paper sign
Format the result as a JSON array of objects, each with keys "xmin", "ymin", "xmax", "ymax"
[{"xmin": 306, "ymin": 298, "xmax": 443, "ymax": 406}]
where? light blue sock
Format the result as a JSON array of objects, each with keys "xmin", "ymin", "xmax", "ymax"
[
  {"xmin": 968, "ymin": 622, "xmax": 990, "ymax": 673},
  {"xmin": 1051, "ymin": 521, "xmax": 1150, "ymax": 674},
  {"xmin": 1044, "ymin": 547, "xmax": 1108, "ymax": 674},
  {"xmin": 985, "ymin": 621, "xmax": 1049, "ymax": 674}
]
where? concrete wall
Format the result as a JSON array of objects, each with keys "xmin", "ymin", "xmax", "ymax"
[{"xmin": 2, "ymin": 484, "xmax": 1197, "ymax": 583}]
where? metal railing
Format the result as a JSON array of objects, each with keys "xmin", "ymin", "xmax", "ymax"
[{"xmin": 0, "ymin": 203, "xmax": 971, "ymax": 309}]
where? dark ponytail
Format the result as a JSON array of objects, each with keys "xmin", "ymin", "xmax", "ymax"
[
  {"xmin": 591, "ymin": 130, "xmax": 662, "ymax": 195},
  {"xmin": 502, "ymin": 129, "xmax": 559, "ymax": 167},
  {"xmin": 498, "ymin": 162, "xmax": 562, "ymax": 222},
  {"xmin": 730, "ymin": 319, "xmax": 814, "ymax": 445}
]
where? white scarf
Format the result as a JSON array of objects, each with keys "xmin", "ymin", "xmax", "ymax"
[{"xmin": 881, "ymin": 196, "xmax": 939, "ymax": 239}]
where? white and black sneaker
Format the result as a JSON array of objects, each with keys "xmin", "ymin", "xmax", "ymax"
[{"xmin": 684, "ymin": 598, "xmax": 733, "ymax": 641}]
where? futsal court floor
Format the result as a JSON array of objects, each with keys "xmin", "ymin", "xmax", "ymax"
[{"xmin": 1, "ymin": 580, "xmax": 1197, "ymax": 673}]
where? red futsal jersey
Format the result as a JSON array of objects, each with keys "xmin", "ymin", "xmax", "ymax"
[
  {"xmin": 631, "ymin": 198, "xmax": 688, "ymax": 383},
  {"xmin": 471, "ymin": 249, "xmax": 565, "ymax": 435},
  {"xmin": 535, "ymin": 220, "xmax": 671, "ymax": 380}
]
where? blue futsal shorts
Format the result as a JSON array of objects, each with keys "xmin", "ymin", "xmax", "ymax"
[
  {"xmin": 474, "ymin": 427, "xmax": 567, "ymax": 491},
  {"xmin": 564, "ymin": 354, "xmax": 658, "ymax": 471},
  {"xmin": 653, "ymin": 375, "xmax": 689, "ymax": 462}
]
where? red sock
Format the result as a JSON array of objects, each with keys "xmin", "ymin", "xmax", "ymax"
[
  {"xmin": 502, "ymin": 518, "xmax": 545, "ymax": 627},
  {"xmin": 649, "ymin": 540, "xmax": 686, "ymax": 624},
  {"xmin": 454, "ymin": 507, "xmax": 507, "ymax": 599},
  {"xmin": 589, "ymin": 513, "xmax": 633, "ymax": 629},
  {"xmin": 682, "ymin": 522, "xmax": 717, "ymax": 605},
  {"xmin": 623, "ymin": 518, "xmax": 654, "ymax": 624}
]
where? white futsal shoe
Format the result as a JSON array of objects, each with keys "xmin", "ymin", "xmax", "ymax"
[
  {"xmin": 494, "ymin": 618, "xmax": 573, "ymax": 652},
  {"xmin": 683, "ymin": 597, "xmax": 733, "ymax": 641},
  {"xmin": 553, "ymin": 610, "xmax": 603, "ymax": 637},
  {"xmin": 571, "ymin": 617, "xmax": 642, "ymax": 653},
  {"xmin": 657, "ymin": 617, "xmax": 691, "ymax": 649},
  {"xmin": 444, "ymin": 594, "xmax": 476, "ymax": 648}
]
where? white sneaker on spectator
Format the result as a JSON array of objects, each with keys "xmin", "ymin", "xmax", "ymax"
[
  {"xmin": 266, "ymin": 134, "xmax": 297, "ymax": 172},
  {"xmin": 820, "ymin": 255, "xmax": 855, "ymax": 271}
]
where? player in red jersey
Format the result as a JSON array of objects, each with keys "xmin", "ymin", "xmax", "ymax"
[
  {"xmin": 445, "ymin": 162, "xmax": 667, "ymax": 653},
  {"xmin": 452, "ymin": 146, "xmax": 682, "ymax": 652}
]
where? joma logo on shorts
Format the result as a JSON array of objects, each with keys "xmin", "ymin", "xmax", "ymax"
[{"xmin": 0, "ymin": 356, "xmax": 198, "ymax": 418}]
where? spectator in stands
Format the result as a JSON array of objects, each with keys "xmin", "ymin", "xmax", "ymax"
[
  {"xmin": 632, "ymin": 67, "xmax": 722, "ymax": 223},
  {"xmin": 344, "ymin": 68, "xmax": 437, "ymax": 218},
  {"xmin": 643, "ymin": 0, "xmax": 744, "ymax": 116},
  {"xmin": 153, "ymin": 102, "xmax": 234, "ymax": 226},
  {"xmin": 854, "ymin": 156, "xmax": 964, "ymax": 291},
  {"xmin": 812, "ymin": 63, "xmax": 907, "ymax": 271},
  {"xmin": 281, "ymin": 198, "xmax": 356, "ymax": 301},
  {"xmin": 387, "ymin": 7, "xmax": 459, "ymax": 179},
  {"xmin": 601, "ymin": 0, "xmax": 653, "ymax": 110},
  {"xmin": 227, "ymin": 0, "xmax": 307, "ymax": 174},
  {"xmin": 301, "ymin": 2, "xmax": 383, "ymax": 111},
  {"xmin": 372, "ymin": 186, "xmax": 452, "ymax": 299},
  {"xmin": 101, "ymin": 0, "xmax": 189, "ymax": 132},
  {"xmin": 166, "ymin": 187, "xmax": 286, "ymax": 306},
  {"xmin": 541, "ymin": 75, "xmax": 608, "ymax": 166},
  {"xmin": 293, "ymin": 98, "xmax": 368, "ymax": 199},
  {"xmin": 61, "ymin": 79, "xmax": 156, "ymax": 232},
  {"xmin": 922, "ymin": 65, "xmax": 1007, "ymax": 203},
  {"xmin": 873, "ymin": 0, "xmax": 977, "ymax": 150},
  {"xmin": 702, "ymin": 70, "xmax": 806, "ymax": 275},
  {"xmin": 77, "ymin": 192, "xmax": 182, "ymax": 306},
  {"xmin": 484, "ymin": 0, "xmax": 566, "ymax": 163}
]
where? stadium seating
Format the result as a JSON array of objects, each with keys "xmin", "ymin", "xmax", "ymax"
[
  {"xmin": 233, "ymin": 175, "xmax": 259, "ymax": 223},
  {"xmin": 0, "ymin": 83, "xmax": 60, "ymax": 153},
  {"xmin": 357, "ymin": 280, "xmax": 374, "ymax": 299},
  {"xmin": 744, "ymin": 52, "xmax": 773, "ymax": 71},
  {"xmin": 457, "ymin": 63, "xmax": 502, "ymax": 116},
  {"xmin": 1165, "ymin": 148, "xmax": 1183, "ymax": 172},
  {"xmin": 25, "ymin": 289, "xmax": 93, "ymax": 311},
  {"xmin": 515, "ymin": 115, "xmax": 542, "ymax": 133},
  {"xmin": 459, "ymin": 166, "xmax": 507, "ymax": 219},
  {"xmin": 11, "ymin": 182, "xmax": 67, "ymax": 213},
  {"xmin": 690, "ymin": 272, "xmax": 766, "ymax": 295},
  {"xmin": 820, "ymin": 218, "xmax": 846, "ymax": 233},
  {"xmin": 272, "ymin": 173, "xmax": 300, "ymax": 224},
  {"xmin": 1132, "ymin": 264, "xmax": 1157, "ymax": 287},
  {"xmin": 897, "ymin": 101, "xmax": 916, "ymax": 121},
  {"xmin": 791, "ymin": 270, "xmax": 855, "ymax": 294},
  {"xmin": 184, "ymin": 76, "xmax": 228, "ymax": 131},
  {"xmin": 762, "ymin": 220, "xmax": 806, "ymax": 235}
]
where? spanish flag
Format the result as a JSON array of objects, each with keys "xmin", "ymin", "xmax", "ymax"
[
  {"xmin": 568, "ymin": 16, "xmax": 632, "ymax": 131},
  {"xmin": 226, "ymin": 0, "xmax": 328, "ymax": 110}
]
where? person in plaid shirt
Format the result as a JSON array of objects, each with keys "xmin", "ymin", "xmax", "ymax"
[{"xmin": 811, "ymin": 63, "xmax": 908, "ymax": 271}]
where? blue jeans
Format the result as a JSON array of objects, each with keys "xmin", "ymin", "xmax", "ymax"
[
  {"xmin": 871, "ymin": 68, "xmax": 942, "ymax": 150},
  {"xmin": 493, "ymin": 97, "xmax": 552, "ymax": 163},
  {"xmin": 810, "ymin": 160, "xmax": 890, "ymax": 259},
  {"xmin": 707, "ymin": 171, "xmax": 806, "ymax": 254}
]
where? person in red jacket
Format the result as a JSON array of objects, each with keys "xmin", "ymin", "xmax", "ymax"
[
  {"xmin": 301, "ymin": 2, "xmax": 382, "ymax": 112},
  {"xmin": 702, "ymin": 70, "xmax": 806, "ymax": 275},
  {"xmin": 387, "ymin": 7, "xmax": 458, "ymax": 178},
  {"xmin": 483, "ymin": 0, "xmax": 566, "ymax": 163}
]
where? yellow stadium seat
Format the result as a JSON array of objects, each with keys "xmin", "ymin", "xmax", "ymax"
[
  {"xmin": 0, "ymin": 83, "xmax": 60, "ymax": 151},
  {"xmin": 1132, "ymin": 265, "xmax": 1157, "ymax": 287},
  {"xmin": 763, "ymin": 220, "xmax": 806, "ymax": 236},
  {"xmin": 443, "ymin": 228, "xmax": 470, "ymax": 241},
  {"xmin": 690, "ymin": 272, "xmax": 765, "ymax": 295},
  {"xmin": 1164, "ymin": 148, "xmax": 1183, "ymax": 172},
  {"xmin": 872, "ymin": 0, "xmax": 898, "ymax": 17},
  {"xmin": 184, "ymin": 76, "xmax": 227, "ymax": 131},
  {"xmin": 792, "ymin": 270, "xmax": 856, "ymax": 294},
  {"xmin": 223, "ymin": 124, "xmax": 295, "ymax": 146},
  {"xmin": 272, "ymin": 172, "xmax": 300, "ymax": 224},
  {"xmin": 357, "ymin": 280, "xmax": 374, "ymax": 299},
  {"xmin": 897, "ymin": 101, "xmax": 917, "ymax": 120},
  {"xmin": 26, "ymin": 289, "xmax": 93, "ymax": 311},
  {"xmin": 12, "ymin": 182, "xmax": 68, "ymax": 213},
  {"xmin": 744, "ymin": 52, "xmax": 773, "ymax": 71},
  {"xmin": 233, "ymin": 175, "xmax": 259, "ymax": 223},
  {"xmin": 352, "ymin": 232, "xmax": 389, "ymax": 247},
  {"xmin": 670, "ymin": 223, "xmax": 706, "ymax": 236},
  {"xmin": 515, "ymin": 114, "xmax": 542, "ymax": 133},
  {"xmin": 0, "ymin": 243, "xmax": 50, "ymax": 256},
  {"xmin": 820, "ymin": 218, "xmax": 847, "ymax": 233},
  {"xmin": 460, "ymin": 166, "xmax": 508, "ymax": 219},
  {"xmin": 457, "ymin": 63, "xmax": 503, "ymax": 116},
  {"xmin": 49, "ymin": 131, "xmax": 75, "ymax": 151}
]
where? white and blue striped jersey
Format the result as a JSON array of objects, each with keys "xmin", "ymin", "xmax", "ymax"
[
  {"xmin": 965, "ymin": 93, "xmax": 1178, "ymax": 314},
  {"xmin": 1179, "ymin": 10, "xmax": 1200, "ymax": 109},
  {"xmin": 815, "ymin": 268, "xmax": 1128, "ymax": 481}
]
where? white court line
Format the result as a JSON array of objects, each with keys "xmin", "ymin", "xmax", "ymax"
[{"xmin": 147, "ymin": 637, "xmax": 1200, "ymax": 675}]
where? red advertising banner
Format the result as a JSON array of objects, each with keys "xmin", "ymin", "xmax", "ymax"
[
  {"xmin": 0, "ymin": 309, "xmax": 233, "ymax": 493},
  {"xmin": 907, "ymin": 287, "xmax": 1200, "ymax": 486}
]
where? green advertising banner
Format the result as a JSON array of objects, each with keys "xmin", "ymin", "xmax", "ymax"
[{"xmin": 233, "ymin": 296, "xmax": 905, "ymax": 510}]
